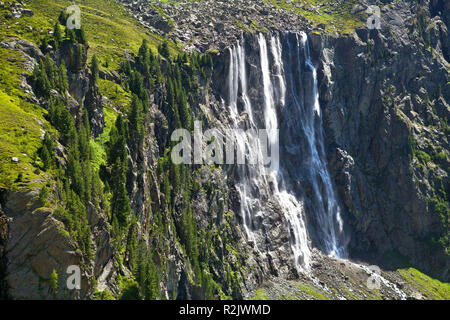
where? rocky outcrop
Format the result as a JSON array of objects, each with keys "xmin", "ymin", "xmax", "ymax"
[
  {"xmin": 311, "ymin": 0, "xmax": 449, "ymax": 280},
  {"xmin": 56, "ymin": 41, "xmax": 105, "ymax": 138},
  {"xmin": 126, "ymin": 0, "xmax": 449, "ymax": 297},
  {"xmin": 0, "ymin": 37, "xmax": 112, "ymax": 299},
  {"xmin": 145, "ymin": 0, "xmax": 449, "ymax": 286},
  {"xmin": 260, "ymin": 249, "xmax": 436, "ymax": 300},
  {"xmin": 0, "ymin": 188, "xmax": 117, "ymax": 299},
  {"xmin": 117, "ymin": 0, "xmax": 312, "ymax": 52}
]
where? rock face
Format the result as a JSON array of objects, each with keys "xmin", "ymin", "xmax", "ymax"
[
  {"xmin": 0, "ymin": 188, "xmax": 116, "ymax": 299},
  {"xmin": 310, "ymin": 1, "xmax": 449, "ymax": 280},
  {"xmin": 205, "ymin": 31, "xmax": 352, "ymax": 287},
  {"xmin": 117, "ymin": 0, "xmax": 311, "ymax": 52},
  {"xmin": 128, "ymin": 0, "xmax": 449, "ymax": 286},
  {"xmin": 56, "ymin": 41, "xmax": 105, "ymax": 138}
]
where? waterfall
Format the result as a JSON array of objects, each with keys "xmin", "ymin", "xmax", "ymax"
[
  {"xmin": 224, "ymin": 32, "xmax": 346, "ymax": 272},
  {"xmin": 226, "ymin": 41, "xmax": 261, "ymax": 246},
  {"xmin": 298, "ymin": 33, "xmax": 346, "ymax": 258}
]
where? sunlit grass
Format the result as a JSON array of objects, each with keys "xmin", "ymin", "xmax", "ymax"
[{"xmin": 399, "ymin": 268, "xmax": 450, "ymax": 300}]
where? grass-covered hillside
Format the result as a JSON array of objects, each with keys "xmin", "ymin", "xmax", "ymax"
[{"xmin": 0, "ymin": 0, "xmax": 177, "ymax": 191}]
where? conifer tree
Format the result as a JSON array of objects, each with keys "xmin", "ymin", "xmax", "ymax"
[
  {"xmin": 158, "ymin": 41, "xmax": 170, "ymax": 58},
  {"xmin": 53, "ymin": 22, "xmax": 63, "ymax": 49},
  {"xmin": 126, "ymin": 221, "xmax": 138, "ymax": 272},
  {"xmin": 49, "ymin": 269, "xmax": 59, "ymax": 295},
  {"xmin": 90, "ymin": 54, "xmax": 99, "ymax": 83},
  {"xmin": 58, "ymin": 10, "xmax": 68, "ymax": 25},
  {"xmin": 77, "ymin": 26, "xmax": 88, "ymax": 45},
  {"xmin": 40, "ymin": 35, "xmax": 50, "ymax": 53},
  {"xmin": 58, "ymin": 60, "xmax": 69, "ymax": 94},
  {"xmin": 66, "ymin": 27, "xmax": 76, "ymax": 43},
  {"xmin": 129, "ymin": 95, "xmax": 144, "ymax": 139},
  {"xmin": 74, "ymin": 45, "xmax": 84, "ymax": 72},
  {"xmin": 34, "ymin": 61, "xmax": 51, "ymax": 97},
  {"xmin": 107, "ymin": 115, "xmax": 131, "ymax": 229}
]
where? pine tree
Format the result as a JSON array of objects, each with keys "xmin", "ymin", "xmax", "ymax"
[
  {"xmin": 137, "ymin": 39, "xmax": 149, "ymax": 70},
  {"xmin": 39, "ymin": 186, "xmax": 49, "ymax": 206},
  {"xmin": 78, "ymin": 110, "xmax": 92, "ymax": 162},
  {"xmin": 77, "ymin": 25, "xmax": 88, "ymax": 45},
  {"xmin": 74, "ymin": 45, "xmax": 83, "ymax": 72},
  {"xmin": 126, "ymin": 221, "xmax": 138, "ymax": 272},
  {"xmin": 110, "ymin": 164, "xmax": 131, "ymax": 227},
  {"xmin": 58, "ymin": 10, "xmax": 68, "ymax": 25},
  {"xmin": 67, "ymin": 147, "xmax": 85, "ymax": 198},
  {"xmin": 106, "ymin": 115, "xmax": 131, "ymax": 229},
  {"xmin": 56, "ymin": 105, "xmax": 77, "ymax": 146},
  {"xmin": 38, "ymin": 62, "xmax": 51, "ymax": 97},
  {"xmin": 66, "ymin": 27, "xmax": 76, "ymax": 43},
  {"xmin": 53, "ymin": 22, "xmax": 63, "ymax": 49},
  {"xmin": 120, "ymin": 61, "xmax": 132, "ymax": 76},
  {"xmin": 40, "ymin": 35, "xmax": 50, "ymax": 53},
  {"xmin": 129, "ymin": 95, "xmax": 144, "ymax": 139},
  {"xmin": 49, "ymin": 269, "xmax": 59, "ymax": 295},
  {"xmin": 161, "ymin": 174, "xmax": 171, "ymax": 208},
  {"xmin": 141, "ymin": 89, "xmax": 149, "ymax": 113},
  {"xmin": 44, "ymin": 54, "xmax": 58, "ymax": 88},
  {"xmin": 58, "ymin": 60, "xmax": 69, "ymax": 94},
  {"xmin": 90, "ymin": 54, "xmax": 99, "ymax": 83},
  {"xmin": 158, "ymin": 41, "xmax": 170, "ymax": 58},
  {"xmin": 129, "ymin": 71, "xmax": 145, "ymax": 97}
]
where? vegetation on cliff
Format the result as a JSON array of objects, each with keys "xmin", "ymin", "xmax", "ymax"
[{"xmin": 0, "ymin": 0, "xmax": 448, "ymax": 300}]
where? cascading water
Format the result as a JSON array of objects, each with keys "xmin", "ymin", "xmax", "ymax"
[
  {"xmin": 258, "ymin": 33, "xmax": 312, "ymax": 270},
  {"xmin": 224, "ymin": 32, "xmax": 347, "ymax": 272},
  {"xmin": 298, "ymin": 33, "xmax": 346, "ymax": 258},
  {"xmin": 226, "ymin": 40, "xmax": 261, "ymax": 246}
]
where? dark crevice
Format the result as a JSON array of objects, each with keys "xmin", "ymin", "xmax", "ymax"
[{"xmin": 0, "ymin": 203, "xmax": 9, "ymax": 300}]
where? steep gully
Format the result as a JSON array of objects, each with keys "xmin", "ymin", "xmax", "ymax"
[{"xmin": 221, "ymin": 31, "xmax": 404, "ymax": 296}]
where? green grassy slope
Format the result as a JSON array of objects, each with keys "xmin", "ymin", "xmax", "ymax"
[
  {"xmin": 0, "ymin": 45, "xmax": 48, "ymax": 190},
  {"xmin": 399, "ymin": 268, "xmax": 450, "ymax": 300},
  {"xmin": 1, "ymin": 0, "xmax": 178, "ymax": 69},
  {"xmin": 0, "ymin": 0, "xmax": 175, "ymax": 190}
]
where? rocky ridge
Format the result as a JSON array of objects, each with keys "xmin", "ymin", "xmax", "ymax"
[
  {"xmin": 0, "ymin": 34, "xmax": 117, "ymax": 299},
  {"xmin": 118, "ymin": 0, "xmax": 314, "ymax": 51}
]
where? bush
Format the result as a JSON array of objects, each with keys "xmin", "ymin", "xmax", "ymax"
[
  {"xmin": 432, "ymin": 150, "xmax": 447, "ymax": 165},
  {"xmin": 49, "ymin": 269, "xmax": 59, "ymax": 294},
  {"xmin": 39, "ymin": 186, "xmax": 49, "ymax": 206},
  {"xmin": 416, "ymin": 150, "xmax": 431, "ymax": 165},
  {"xmin": 158, "ymin": 41, "xmax": 170, "ymax": 58}
]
